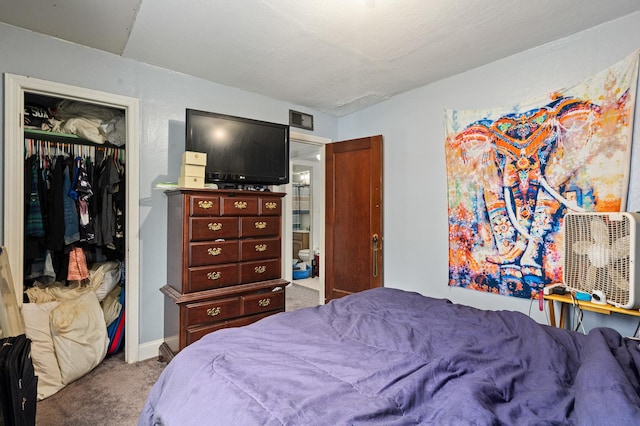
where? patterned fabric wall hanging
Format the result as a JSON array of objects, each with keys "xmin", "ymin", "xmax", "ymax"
[{"xmin": 444, "ymin": 50, "xmax": 639, "ymax": 298}]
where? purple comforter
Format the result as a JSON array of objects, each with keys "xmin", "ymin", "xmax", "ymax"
[{"xmin": 140, "ymin": 288, "xmax": 640, "ymax": 425}]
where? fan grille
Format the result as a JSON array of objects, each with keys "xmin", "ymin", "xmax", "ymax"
[{"xmin": 563, "ymin": 212, "xmax": 639, "ymax": 308}]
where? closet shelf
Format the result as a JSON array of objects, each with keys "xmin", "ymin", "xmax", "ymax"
[{"xmin": 24, "ymin": 128, "xmax": 125, "ymax": 149}]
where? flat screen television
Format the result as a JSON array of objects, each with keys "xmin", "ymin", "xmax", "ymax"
[{"xmin": 185, "ymin": 108, "xmax": 290, "ymax": 186}]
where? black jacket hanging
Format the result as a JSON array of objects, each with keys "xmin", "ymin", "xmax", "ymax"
[{"xmin": 45, "ymin": 156, "xmax": 66, "ymax": 252}]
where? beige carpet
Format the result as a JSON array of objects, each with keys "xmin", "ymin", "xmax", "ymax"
[
  {"xmin": 36, "ymin": 351, "xmax": 165, "ymax": 426},
  {"xmin": 286, "ymin": 282, "xmax": 320, "ymax": 311},
  {"xmin": 35, "ymin": 284, "xmax": 319, "ymax": 425}
]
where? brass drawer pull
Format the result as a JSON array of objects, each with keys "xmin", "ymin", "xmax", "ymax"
[
  {"xmin": 207, "ymin": 247, "xmax": 222, "ymax": 256},
  {"xmin": 265, "ymin": 202, "xmax": 277, "ymax": 210},
  {"xmin": 258, "ymin": 298, "xmax": 271, "ymax": 307},
  {"xmin": 208, "ymin": 222, "xmax": 222, "ymax": 231},
  {"xmin": 207, "ymin": 271, "xmax": 221, "ymax": 280},
  {"xmin": 207, "ymin": 307, "xmax": 221, "ymax": 316},
  {"xmin": 255, "ymin": 244, "xmax": 267, "ymax": 252},
  {"xmin": 198, "ymin": 200, "xmax": 213, "ymax": 209},
  {"xmin": 254, "ymin": 265, "xmax": 266, "ymax": 274},
  {"xmin": 255, "ymin": 221, "xmax": 267, "ymax": 229},
  {"xmin": 234, "ymin": 201, "xmax": 247, "ymax": 209}
]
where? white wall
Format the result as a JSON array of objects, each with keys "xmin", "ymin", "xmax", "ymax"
[
  {"xmin": 0, "ymin": 22, "xmax": 339, "ymax": 347},
  {"xmin": 338, "ymin": 11, "xmax": 640, "ymax": 336}
]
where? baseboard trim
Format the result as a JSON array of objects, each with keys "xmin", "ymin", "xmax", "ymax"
[
  {"xmin": 158, "ymin": 342, "xmax": 175, "ymax": 363},
  {"xmin": 137, "ymin": 339, "xmax": 165, "ymax": 362}
]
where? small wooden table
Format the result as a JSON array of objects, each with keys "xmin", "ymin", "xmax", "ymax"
[{"xmin": 544, "ymin": 293, "xmax": 640, "ymax": 329}]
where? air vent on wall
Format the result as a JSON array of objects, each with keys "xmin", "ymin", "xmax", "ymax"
[{"xmin": 289, "ymin": 110, "xmax": 314, "ymax": 131}]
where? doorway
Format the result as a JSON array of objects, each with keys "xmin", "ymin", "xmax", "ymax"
[
  {"xmin": 284, "ymin": 132, "xmax": 330, "ymax": 308},
  {"xmin": 292, "ymin": 165, "xmax": 314, "ymax": 286},
  {"xmin": 3, "ymin": 74, "xmax": 141, "ymax": 363}
]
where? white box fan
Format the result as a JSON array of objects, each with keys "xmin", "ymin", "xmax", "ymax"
[{"xmin": 563, "ymin": 212, "xmax": 640, "ymax": 309}]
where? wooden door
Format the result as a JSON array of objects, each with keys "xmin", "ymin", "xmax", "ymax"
[{"xmin": 325, "ymin": 135, "xmax": 383, "ymax": 302}]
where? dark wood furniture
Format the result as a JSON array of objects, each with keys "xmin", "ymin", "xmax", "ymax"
[{"xmin": 160, "ymin": 189, "xmax": 287, "ymax": 360}]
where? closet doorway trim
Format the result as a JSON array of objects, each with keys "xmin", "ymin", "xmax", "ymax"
[{"xmin": 3, "ymin": 74, "xmax": 141, "ymax": 363}]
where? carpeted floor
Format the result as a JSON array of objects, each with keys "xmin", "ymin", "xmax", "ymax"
[
  {"xmin": 286, "ymin": 282, "xmax": 320, "ymax": 311},
  {"xmin": 35, "ymin": 283, "xmax": 320, "ymax": 425},
  {"xmin": 35, "ymin": 351, "xmax": 165, "ymax": 426}
]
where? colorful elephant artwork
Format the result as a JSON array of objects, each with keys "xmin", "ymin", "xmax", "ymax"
[{"xmin": 445, "ymin": 50, "xmax": 638, "ymax": 298}]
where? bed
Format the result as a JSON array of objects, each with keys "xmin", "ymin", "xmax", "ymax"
[{"xmin": 139, "ymin": 287, "xmax": 640, "ymax": 425}]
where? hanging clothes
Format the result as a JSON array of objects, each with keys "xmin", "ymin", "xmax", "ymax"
[
  {"xmin": 22, "ymin": 139, "xmax": 125, "ymax": 287},
  {"xmin": 94, "ymin": 156, "xmax": 121, "ymax": 251},
  {"xmin": 24, "ymin": 155, "xmax": 47, "ymax": 283},
  {"xmin": 67, "ymin": 246, "xmax": 89, "ymax": 281},
  {"xmin": 62, "ymin": 160, "xmax": 80, "ymax": 246},
  {"xmin": 113, "ymin": 163, "xmax": 125, "ymax": 254},
  {"xmin": 70, "ymin": 156, "xmax": 95, "ymax": 242},
  {"xmin": 46, "ymin": 156, "xmax": 66, "ymax": 251},
  {"xmin": 25, "ymin": 156, "xmax": 45, "ymax": 238}
]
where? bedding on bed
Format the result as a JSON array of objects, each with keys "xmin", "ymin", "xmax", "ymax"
[{"xmin": 140, "ymin": 287, "xmax": 640, "ymax": 425}]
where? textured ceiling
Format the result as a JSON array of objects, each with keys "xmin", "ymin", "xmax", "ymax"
[{"xmin": 1, "ymin": 0, "xmax": 639, "ymax": 116}]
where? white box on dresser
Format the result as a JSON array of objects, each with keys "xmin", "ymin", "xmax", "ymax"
[{"xmin": 181, "ymin": 151, "xmax": 207, "ymax": 166}]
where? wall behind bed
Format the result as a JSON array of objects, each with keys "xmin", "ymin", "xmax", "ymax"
[{"xmin": 338, "ymin": 11, "xmax": 640, "ymax": 336}]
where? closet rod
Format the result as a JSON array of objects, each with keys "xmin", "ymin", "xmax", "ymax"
[{"xmin": 24, "ymin": 139, "xmax": 125, "ymax": 163}]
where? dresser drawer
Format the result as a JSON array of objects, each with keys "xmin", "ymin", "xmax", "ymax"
[
  {"xmin": 221, "ymin": 196, "xmax": 259, "ymax": 216},
  {"xmin": 190, "ymin": 217, "xmax": 239, "ymax": 241},
  {"xmin": 240, "ymin": 216, "xmax": 280, "ymax": 238},
  {"xmin": 190, "ymin": 196, "xmax": 220, "ymax": 216},
  {"xmin": 190, "ymin": 241, "xmax": 239, "ymax": 266},
  {"xmin": 242, "ymin": 290, "xmax": 285, "ymax": 316},
  {"xmin": 187, "ymin": 264, "xmax": 240, "ymax": 292},
  {"xmin": 240, "ymin": 259, "xmax": 281, "ymax": 283},
  {"xmin": 240, "ymin": 237, "xmax": 281, "ymax": 261},
  {"xmin": 185, "ymin": 311, "xmax": 277, "ymax": 346},
  {"xmin": 185, "ymin": 296, "xmax": 242, "ymax": 326},
  {"xmin": 259, "ymin": 197, "xmax": 282, "ymax": 216}
]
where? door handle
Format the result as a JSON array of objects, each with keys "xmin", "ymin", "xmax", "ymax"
[{"xmin": 372, "ymin": 233, "xmax": 379, "ymax": 278}]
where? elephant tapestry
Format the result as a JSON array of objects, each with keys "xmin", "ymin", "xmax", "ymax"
[{"xmin": 445, "ymin": 50, "xmax": 639, "ymax": 298}]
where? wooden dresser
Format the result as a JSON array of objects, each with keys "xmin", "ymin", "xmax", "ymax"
[{"xmin": 160, "ymin": 188, "xmax": 287, "ymax": 359}]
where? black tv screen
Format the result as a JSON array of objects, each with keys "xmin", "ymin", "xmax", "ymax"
[{"xmin": 185, "ymin": 109, "xmax": 290, "ymax": 186}]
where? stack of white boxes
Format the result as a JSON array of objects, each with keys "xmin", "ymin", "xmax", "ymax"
[{"xmin": 179, "ymin": 151, "xmax": 207, "ymax": 188}]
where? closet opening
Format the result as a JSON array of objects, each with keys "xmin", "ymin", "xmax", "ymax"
[
  {"xmin": 3, "ymin": 74, "xmax": 140, "ymax": 381},
  {"xmin": 19, "ymin": 92, "xmax": 130, "ymax": 398},
  {"xmin": 25, "ymin": 92, "xmax": 126, "ymax": 334}
]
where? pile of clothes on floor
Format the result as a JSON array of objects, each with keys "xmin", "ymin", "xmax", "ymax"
[{"xmin": 21, "ymin": 260, "xmax": 125, "ymax": 400}]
